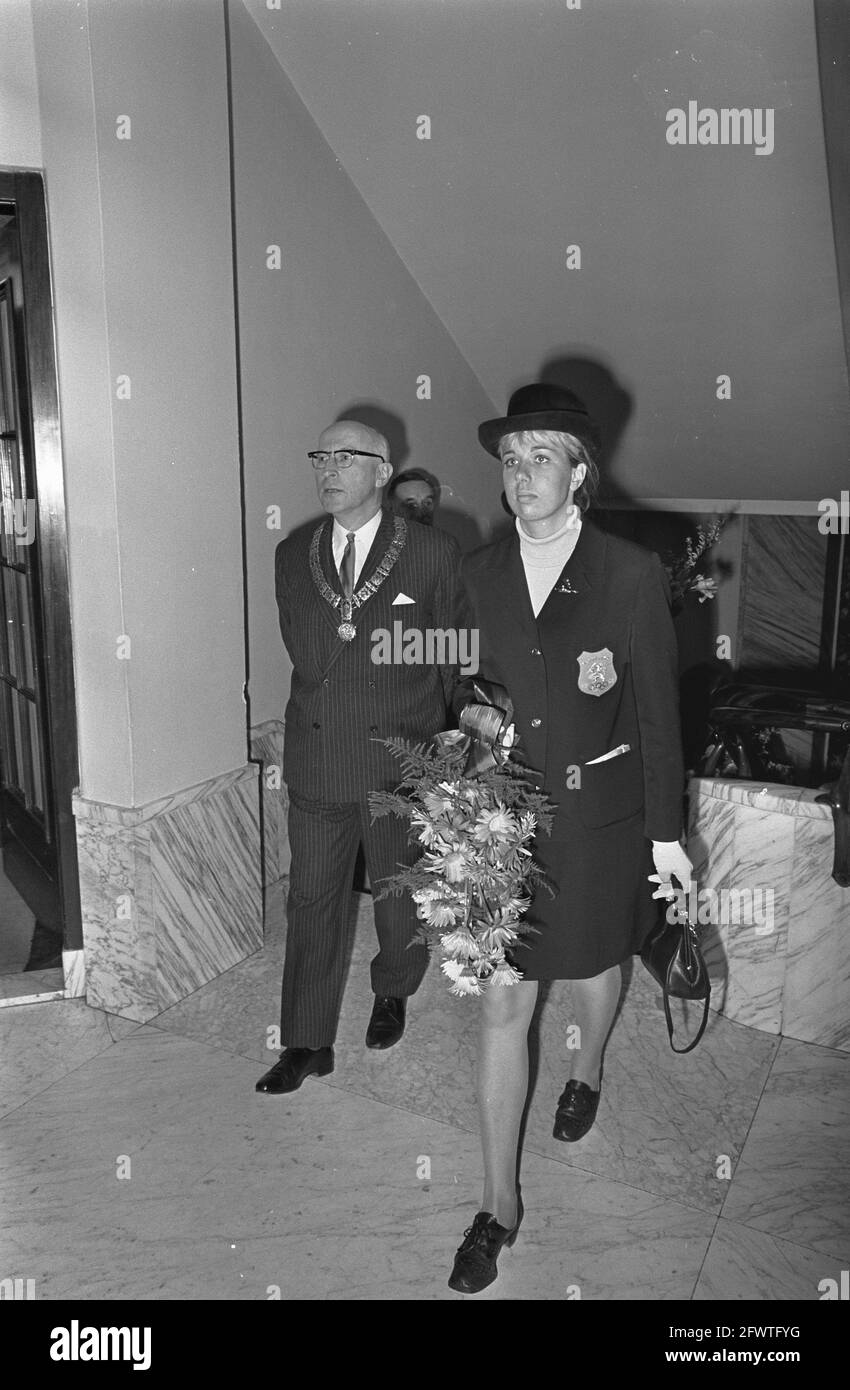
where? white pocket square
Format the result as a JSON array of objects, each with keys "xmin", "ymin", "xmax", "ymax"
[
  {"xmin": 392, "ymin": 592, "xmax": 415, "ymax": 605},
  {"xmin": 585, "ymin": 743, "xmax": 631, "ymax": 765}
]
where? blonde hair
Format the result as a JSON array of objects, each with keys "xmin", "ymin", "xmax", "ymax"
[{"xmin": 498, "ymin": 429, "xmax": 600, "ymax": 513}]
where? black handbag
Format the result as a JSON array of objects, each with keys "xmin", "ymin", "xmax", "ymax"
[{"xmin": 640, "ymin": 907, "xmax": 711, "ymax": 1053}]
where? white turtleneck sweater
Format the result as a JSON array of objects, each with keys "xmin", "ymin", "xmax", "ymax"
[{"xmin": 517, "ymin": 505, "xmax": 582, "ymax": 616}]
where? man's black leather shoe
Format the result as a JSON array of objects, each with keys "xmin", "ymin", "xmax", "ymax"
[
  {"xmin": 365, "ymin": 995, "xmax": 406, "ymax": 1049},
  {"xmin": 255, "ymin": 1046, "xmax": 333, "ymax": 1094},
  {"xmin": 448, "ymin": 1197, "xmax": 524, "ymax": 1294},
  {"xmin": 553, "ymin": 1078, "xmax": 601, "ymax": 1142}
]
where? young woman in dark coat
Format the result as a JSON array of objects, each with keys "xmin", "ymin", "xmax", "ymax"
[{"xmin": 448, "ymin": 384, "xmax": 693, "ymax": 1294}]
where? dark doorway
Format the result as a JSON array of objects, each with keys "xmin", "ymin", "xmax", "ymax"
[{"xmin": 0, "ymin": 171, "xmax": 81, "ymax": 987}]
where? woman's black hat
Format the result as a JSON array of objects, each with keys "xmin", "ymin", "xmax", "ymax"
[{"xmin": 478, "ymin": 382, "xmax": 601, "ymax": 458}]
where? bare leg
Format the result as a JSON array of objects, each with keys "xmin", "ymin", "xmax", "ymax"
[
  {"xmin": 567, "ymin": 964, "xmax": 621, "ymax": 1088},
  {"xmin": 478, "ymin": 979, "xmax": 539, "ymax": 1228}
]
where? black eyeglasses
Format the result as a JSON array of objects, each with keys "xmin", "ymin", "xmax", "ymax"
[{"xmin": 307, "ymin": 450, "xmax": 386, "ymax": 470}]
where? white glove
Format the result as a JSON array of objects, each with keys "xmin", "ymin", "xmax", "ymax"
[
  {"xmin": 499, "ymin": 723, "xmax": 516, "ymax": 750},
  {"xmin": 648, "ymin": 840, "xmax": 693, "ymax": 899}
]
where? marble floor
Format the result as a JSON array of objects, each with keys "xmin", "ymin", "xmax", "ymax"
[
  {"xmin": 0, "ymin": 881, "xmax": 847, "ymax": 1301},
  {"xmin": 0, "ymin": 966, "xmax": 64, "ymax": 1008}
]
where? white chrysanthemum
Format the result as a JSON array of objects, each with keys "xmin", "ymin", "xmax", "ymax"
[
  {"xmin": 423, "ymin": 849, "xmax": 460, "ymax": 874},
  {"xmin": 423, "ymin": 781, "xmax": 461, "ymax": 818},
  {"xmin": 423, "ymin": 901, "xmax": 460, "ymax": 928},
  {"xmin": 449, "ymin": 973, "xmax": 482, "ymax": 997},
  {"xmin": 473, "ymin": 805, "xmax": 519, "ymax": 844},
  {"xmin": 489, "ymin": 962, "xmax": 523, "ymax": 987},
  {"xmin": 500, "ymin": 896, "xmax": 530, "ymax": 919},
  {"xmin": 441, "ymin": 851, "xmax": 470, "ymax": 884},
  {"xmin": 412, "ymin": 886, "xmax": 440, "ymax": 904},
  {"xmin": 440, "ymin": 930, "xmax": 478, "ymax": 960},
  {"xmin": 440, "ymin": 958, "xmax": 465, "ymax": 982},
  {"xmin": 411, "ymin": 811, "xmax": 443, "ymax": 847},
  {"xmin": 477, "ymin": 925, "xmax": 516, "ymax": 950}
]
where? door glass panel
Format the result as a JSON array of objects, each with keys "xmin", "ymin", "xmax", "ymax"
[
  {"xmin": 0, "ymin": 683, "xmax": 15, "ymax": 788},
  {"xmin": 0, "ymin": 449, "xmax": 14, "ymax": 565},
  {"xmin": 28, "ymin": 699, "xmax": 43, "ymax": 814},
  {"xmin": 0, "ymin": 433, "xmax": 13, "ymax": 492},
  {"xmin": 2, "ymin": 564, "xmax": 18, "ymax": 680},
  {"xmin": 15, "ymin": 569, "xmax": 34, "ymax": 690},
  {"xmin": 0, "ymin": 293, "xmax": 14, "ymax": 431},
  {"xmin": 0, "ymin": 291, "xmax": 17, "ymax": 569},
  {"xmin": 9, "ymin": 681, "xmax": 24, "ymax": 795},
  {"xmin": 0, "ymin": 563, "xmax": 8, "ymax": 679},
  {"xmin": 16, "ymin": 689, "xmax": 34, "ymax": 805},
  {"xmin": 8, "ymin": 438, "xmax": 22, "ymax": 500}
]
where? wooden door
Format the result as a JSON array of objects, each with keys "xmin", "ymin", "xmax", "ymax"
[{"xmin": 0, "ymin": 172, "xmax": 81, "ymax": 969}]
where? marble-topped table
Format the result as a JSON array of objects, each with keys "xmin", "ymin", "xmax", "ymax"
[{"xmin": 687, "ymin": 777, "xmax": 849, "ymax": 1051}]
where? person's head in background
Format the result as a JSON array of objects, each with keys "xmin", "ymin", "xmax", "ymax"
[{"xmin": 386, "ymin": 468, "xmax": 441, "ymax": 526}]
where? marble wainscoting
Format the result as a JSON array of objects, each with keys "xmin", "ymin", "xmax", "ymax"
[
  {"xmin": 688, "ymin": 777, "xmax": 850, "ymax": 1050},
  {"xmin": 72, "ymin": 764, "xmax": 263, "ymax": 1023},
  {"xmin": 249, "ymin": 718, "xmax": 289, "ymax": 885}
]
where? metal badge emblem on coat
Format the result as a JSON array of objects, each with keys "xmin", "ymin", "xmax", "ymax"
[{"xmin": 577, "ymin": 648, "xmax": 618, "ymax": 696}]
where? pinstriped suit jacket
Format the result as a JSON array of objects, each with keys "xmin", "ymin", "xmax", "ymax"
[{"xmin": 276, "ymin": 507, "xmax": 467, "ymax": 802}]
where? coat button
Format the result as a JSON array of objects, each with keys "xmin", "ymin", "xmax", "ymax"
[
  {"xmin": 370, "ymin": 724, "xmax": 378, "ymax": 733},
  {"xmin": 531, "ymin": 647, "xmax": 542, "ymax": 656},
  {"xmin": 312, "ymin": 721, "xmax": 320, "ymax": 730},
  {"xmin": 531, "ymin": 717, "xmax": 542, "ymax": 728}
]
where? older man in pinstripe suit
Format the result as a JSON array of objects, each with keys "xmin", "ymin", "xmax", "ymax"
[{"xmin": 257, "ymin": 419, "xmax": 467, "ymax": 1094}]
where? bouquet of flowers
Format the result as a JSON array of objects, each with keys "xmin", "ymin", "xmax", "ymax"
[
  {"xmin": 369, "ymin": 731, "xmax": 554, "ymax": 996},
  {"xmin": 662, "ymin": 518, "xmax": 728, "ymax": 612}
]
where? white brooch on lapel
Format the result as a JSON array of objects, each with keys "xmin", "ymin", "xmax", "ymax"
[
  {"xmin": 556, "ymin": 579, "xmax": 577, "ymax": 593},
  {"xmin": 577, "ymin": 648, "xmax": 618, "ymax": 696}
]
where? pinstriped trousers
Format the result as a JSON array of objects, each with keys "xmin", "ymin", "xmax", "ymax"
[{"xmin": 280, "ymin": 789, "xmax": 429, "ymax": 1047}]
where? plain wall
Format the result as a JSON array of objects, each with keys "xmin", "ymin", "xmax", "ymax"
[
  {"xmin": 31, "ymin": 0, "xmax": 247, "ymax": 805},
  {"xmin": 229, "ymin": 0, "xmax": 502, "ymax": 725},
  {"xmin": 243, "ymin": 0, "xmax": 849, "ymax": 505},
  {"xmin": 0, "ymin": 0, "xmax": 42, "ymax": 168}
]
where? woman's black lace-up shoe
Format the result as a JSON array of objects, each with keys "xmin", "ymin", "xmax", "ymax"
[
  {"xmin": 448, "ymin": 1196, "xmax": 523, "ymax": 1294},
  {"xmin": 552, "ymin": 1078, "xmax": 601, "ymax": 1142}
]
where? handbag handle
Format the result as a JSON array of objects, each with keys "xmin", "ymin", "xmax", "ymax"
[{"xmin": 662, "ymin": 946, "xmax": 711, "ymax": 1054}]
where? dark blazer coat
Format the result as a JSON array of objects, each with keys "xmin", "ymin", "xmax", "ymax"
[
  {"xmin": 457, "ymin": 518, "xmax": 685, "ymax": 842},
  {"xmin": 276, "ymin": 507, "xmax": 465, "ymax": 802}
]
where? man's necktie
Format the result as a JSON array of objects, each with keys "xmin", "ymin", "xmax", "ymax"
[{"xmin": 339, "ymin": 531, "xmax": 356, "ymax": 599}]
